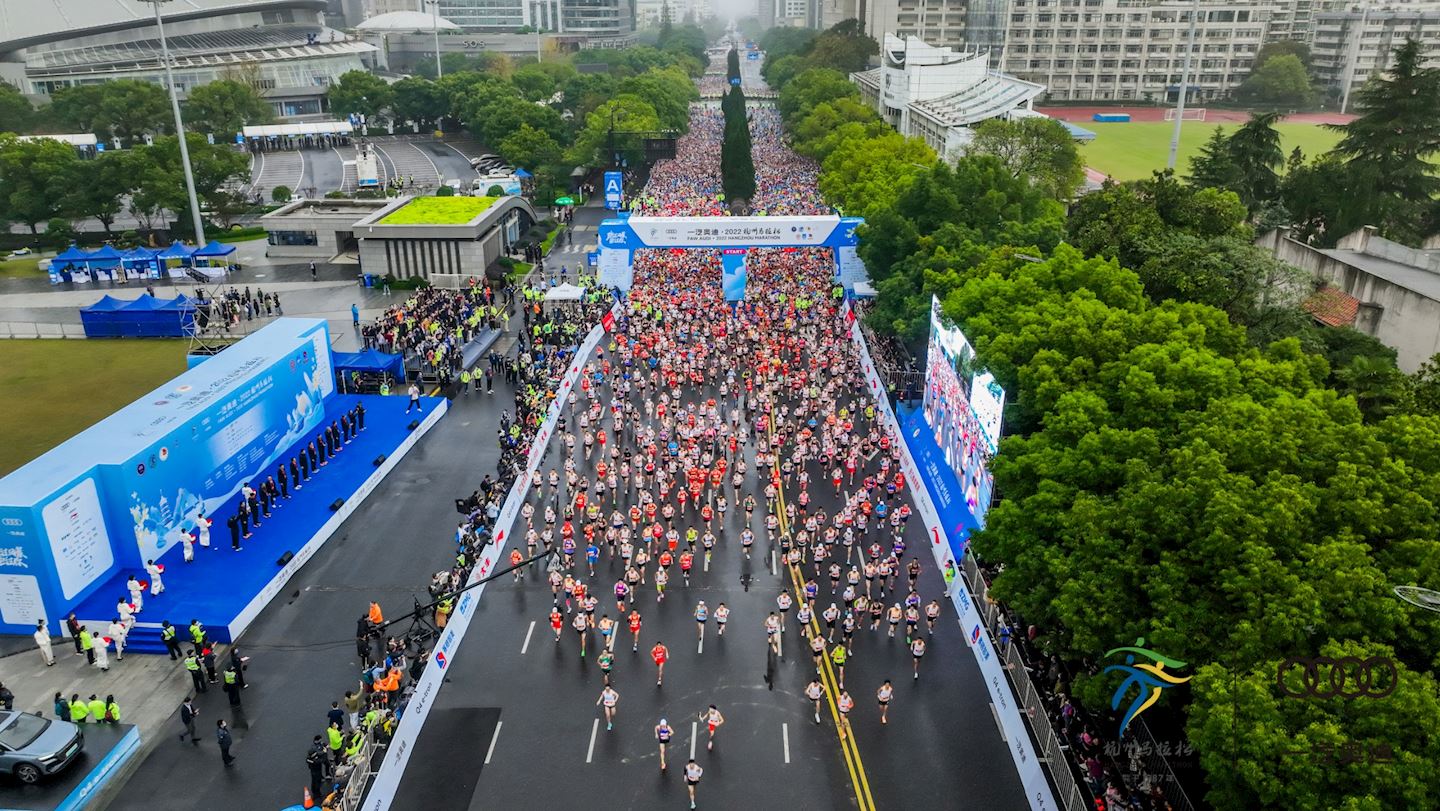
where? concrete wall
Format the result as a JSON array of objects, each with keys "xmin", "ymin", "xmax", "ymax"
[{"xmin": 1261, "ymin": 229, "xmax": 1440, "ymax": 373}]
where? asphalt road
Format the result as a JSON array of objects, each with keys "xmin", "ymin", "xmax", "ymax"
[
  {"xmin": 105, "ymin": 382, "xmax": 518, "ymax": 811},
  {"xmin": 400, "ymin": 337, "xmax": 1029, "ymax": 810}
]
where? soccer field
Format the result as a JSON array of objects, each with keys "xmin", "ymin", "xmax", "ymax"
[
  {"xmin": 1080, "ymin": 121, "xmax": 1342, "ymax": 181},
  {"xmin": 0, "ymin": 339, "xmax": 187, "ymax": 475}
]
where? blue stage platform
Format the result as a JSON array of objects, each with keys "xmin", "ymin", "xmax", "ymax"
[{"xmin": 72, "ymin": 393, "xmax": 446, "ymax": 653}]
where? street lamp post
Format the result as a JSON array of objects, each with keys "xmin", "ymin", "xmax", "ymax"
[
  {"xmin": 143, "ymin": 0, "xmax": 206, "ymax": 247},
  {"xmin": 425, "ymin": 0, "xmax": 444, "ymax": 79},
  {"xmin": 1165, "ymin": 0, "xmax": 1200, "ymax": 171}
]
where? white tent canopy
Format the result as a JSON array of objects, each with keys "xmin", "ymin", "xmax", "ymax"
[
  {"xmin": 853, "ymin": 281, "xmax": 878, "ymax": 298},
  {"xmin": 544, "ymin": 283, "xmax": 585, "ymax": 301},
  {"xmin": 242, "ymin": 122, "xmax": 353, "ymax": 138}
]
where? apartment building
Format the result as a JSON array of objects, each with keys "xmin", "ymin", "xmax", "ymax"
[
  {"xmin": 999, "ymin": 0, "xmax": 1271, "ymax": 102},
  {"xmin": 1311, "ymin": 4, "xmax": 1440, "ymax": 100},
  {"xmin": 865, "ymin": 0, "xmax": 1008, "ymax": 56}
]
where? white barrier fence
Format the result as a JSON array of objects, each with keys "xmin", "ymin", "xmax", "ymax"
[
  {"xmin": 0, "ymin": 322, "xmax": 89, "ymax": 338},
  {"xmin": 358, "ymin": 305, "xmax": 616, "ymax": 811}
]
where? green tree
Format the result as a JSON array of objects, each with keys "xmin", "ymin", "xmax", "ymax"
[
  {"xmin": 328, "ymin": 70, "xmax": 394, "ymax": 121},
  {"xmin": 966, "ymin": 117, "xmax": 1084, "ymax": 200},
  {"xmin": 803, "ymin": 19, "xmax": 878, "ymax": 75},
  {"xmin": 272, "ymin": 185, "xmax": 292, "ymax": 203},
  {"xmin": 60, "ymin": 150, "xmax": 136, "ymax": 235},
  {"xmin": 568, "ymin": 95, "xmax": 662, "ymax": 168},
  {"xmin": 658, "ymin": 0, "xmax": 673, "ymax": 44},
  {"xmin": 100, "ymin": 79, "xmax": 171, "ymax": 145},
  {"xmin": 1412, "ymin": 353, "xmax": 1440, "ymax": 416},
  {"xmin": 778, "ymin": 68, "xmax": 859, "ymax": 121},
  {"xmin": 46, "ymin": 84, "xmax": 109, "ymax": 139},
  {"xmin": 510, "ymin": 64, "xmax": 561, "ymax": 102},
  {"xmin": 1328, "ymin": 39, "xmax": 1440, "ymax": 243},
  {"xmin": 130, "ymin": 134, "xmax": 250, "ymax": 233},
  {"xmin": 761, "ymin": 54, "xmax": 807, "ymax": 91},
  {"xmin": 819, "ymin": 130, "xmax": 935, "ymax": 217},
  {"xmin": 498, "ymin": 123, "xmax": 564, "ymax": 171},
  {"xmin": 1236, "ymin": 54, "xmax": 1314, "ymax": 108},
  {"xmin": 184, "ymin": 79, "xmax": 273, "ymax": 138},
  {"xmin": 1188, "ymin": 126, "xmax": 1238, "ymax": 190},
  {"xmin": 389, "ymin": 76, "xmax": 450, "ymax": 131},
  {"xmin": 727, "ymin": 48, "xmax": 741, "ymax": 82},
  {"xmin": 0, "ymin": 133, "xmax": 78, "ymax": 233},
  {"xmin": 467, "ymin": 94, "xmax": 566, "ymax": 151},
  {"xmin": 1335, "ymin": 354, "xmax": 1412, "ymax": 420},
  {"xmin": 1252, "ymin": 39, "xmax": 1311, "ymax": 70},
  {"xmin": 0, "ymin": 82, "xmax": 34, "ymax": 134},
  {"xmin": 789, "ymin": 97, "xmax": 887, "ymax": 160},
  {"xmin": 617, "ymin": 67, "xmax": 698, "ymax": 131},
  {"xmin": 1226, "ymin": 112, "xmax": 1285, "ymax": 208}
]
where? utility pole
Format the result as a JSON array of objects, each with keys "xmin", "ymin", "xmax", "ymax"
[
  {"xmin": 426, "ymin": 0, "xmax": 444, "ymax": 78},
  {"xmin": 1166, "ymin": 0, "xmax": 1200, "ymax": 171},
  {"xmin": 144, "ymin": 0, "xmax": 206, "ymax": 247}
]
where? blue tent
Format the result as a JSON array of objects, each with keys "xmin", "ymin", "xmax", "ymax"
[
  {"xmin": 193, "ymin": 240, "xmax": 236, "ymax": 258},
  {"xmin": 53, "ymin": 245, "xmax": 91, "ymax": 264},
  {"xmin": 86, "ymin": 244, "xmax": 123, "ymax": 267},
  {"xmin": 121, "ymin": 247, "xmax": 161, "ymax": 279},
  {"xmin": 80, "ymin": 293, "xmax": 195, "ymax": 338},
  {"xmin": 156, "ymin": 241, "xmax": 195, "ymax": 260},
  {"xmin": 333, "ymin": 349, "xmax": 405, "ymax": 387},
  {"xmin": 513, "ymin": 168, "xmax": 532, "ymax": 178}
]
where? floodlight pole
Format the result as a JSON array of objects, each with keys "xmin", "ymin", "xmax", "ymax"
[
  {"xmin": 1166, "ymin": 0, "xmax": 1200, "ymax": 171},
  {"xmin": 146, "ymin": 0, "xmax": 206, "ymax": 248}
]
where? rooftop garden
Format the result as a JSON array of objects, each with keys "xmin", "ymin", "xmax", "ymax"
[{"xmin": 377, "ymin": 196, "xmax": 498, "ymax": 225}]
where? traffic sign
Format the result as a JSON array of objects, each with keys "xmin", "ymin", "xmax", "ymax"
[{"xmin": 604, "ymin": 171, "xmax": 623, "ymax": 210}]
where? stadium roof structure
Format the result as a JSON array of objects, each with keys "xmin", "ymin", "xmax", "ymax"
[
  {"xmin": 854, "ymin": 65, "xmax": 1046, "ymax": 129},
  {"xmin": 355, "ymin": 11, "xmax": 462, "ymax": 33},
  {"xmin": 0, "ymin": 0, "xmax": 326, "ymax": 52}
]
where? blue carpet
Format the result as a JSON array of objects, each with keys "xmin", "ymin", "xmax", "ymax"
[{"xmin": 73, "ymin": 394, "xmax": 444, "ymax": 650}]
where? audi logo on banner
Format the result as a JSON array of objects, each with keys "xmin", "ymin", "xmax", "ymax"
[{"xmin": 1276, "ymin": 656, "xmax": 1398, "ymax": 700}]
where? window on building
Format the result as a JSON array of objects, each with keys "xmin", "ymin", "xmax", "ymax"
[{"xmin": 268, "ymin": 230, "xmax": 318, "ymax": 246}]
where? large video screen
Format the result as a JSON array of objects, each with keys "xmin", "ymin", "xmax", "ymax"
[{"xmin": 922, "ymin": 296, "xmax": 1003, "ymax": 524}]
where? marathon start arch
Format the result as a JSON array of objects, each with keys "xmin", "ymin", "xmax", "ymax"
[{"xmin": 597, "ymin": 214, "xmax": 869, "ymax": 297}]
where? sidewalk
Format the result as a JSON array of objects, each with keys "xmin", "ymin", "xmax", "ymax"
[{"xmin": 0, "ymin": 627, "xmax": 233, "ymax": 804}]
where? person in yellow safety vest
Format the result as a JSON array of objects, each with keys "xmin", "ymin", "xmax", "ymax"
[
  {"xmin": 86, "ymin": 694, "xmax": 105, "ymax": 722},
  {"xmin": 460, "ymin": 369, "xmax": 472, "ymax": 395},
  {"xmin": 326, "ymin": 721, "xmax": 344, "ymax": 764},
  {"xmin": 344, "ymin": 729, "xmax": 364, "ymax": 760},
  {"xmin": 189, "ymin": 619, "xmax": 206, "ymax": 647},
  {"xmin": 362, "ymin": 707, "xmax": 381, "ymax": 732},
  {"xmin": 104, "ymin": 695, "xmax": 121, "ymax": 724},
  {"xmin": 435, "ymin": 597, "xmax": 453, "ymax": 629},
  {"xmin": 69, "ymin": 693, "xmax": 88, "ymax": 723},
  {"xmin": 380, "ymin": 381, "xmax": 391, "ymax": 396},
  {"xmin": 184, "ymin": 651, "xmax": 207, "ymax": 693}
]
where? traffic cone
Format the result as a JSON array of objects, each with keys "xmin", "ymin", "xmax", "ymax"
[{"xmin": 303, "ymin": 787, "xmax": 315, "ymax": 808}]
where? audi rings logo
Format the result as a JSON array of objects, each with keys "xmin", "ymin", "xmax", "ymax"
[{"xmin": 1276, "ymin": 656, "xmax": 1398, "ymax": 700}]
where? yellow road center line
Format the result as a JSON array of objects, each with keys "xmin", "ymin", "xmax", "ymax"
[{"xmin": 770, "ymin": 416, "xmax": 876, "ymax": 811}]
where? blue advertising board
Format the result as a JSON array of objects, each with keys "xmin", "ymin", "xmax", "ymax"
[
  {"xmin": 604, "ymin": 171, "xmax": 623, "ymax": 210},
  {"xmin": 900, "ymin": 407, "xmax": 980, "ymax": 559},
  {"xmin": 0, "ymin": 319, "xmax": 335, "ymax": 634}
]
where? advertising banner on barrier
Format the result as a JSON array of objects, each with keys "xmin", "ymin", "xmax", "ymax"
[
  {"xmin": 899, "ymin": 408, "xmax": 977, "ymax": 560},
  {"xmin": 361, "ymin": 307, "xmax": 618, "ymax": 811},
  {"xmin": 847, "ymin": 306, "xmax": 1055, "ymax": 811}
]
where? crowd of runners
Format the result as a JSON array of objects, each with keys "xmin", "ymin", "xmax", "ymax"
[
  {"xmin": 628, "ymin": 104, "xmax": 827, "ymax": 218},
  {"xmin": 511, "ymin": 86, "xmax": 949, "ymax": 809}
]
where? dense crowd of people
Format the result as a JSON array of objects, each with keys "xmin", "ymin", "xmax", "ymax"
[{"xmin": 359, "ymin": 284, "xmax": 512, "ymax": 384}]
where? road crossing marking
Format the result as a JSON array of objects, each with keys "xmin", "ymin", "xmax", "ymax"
[
  {"xmin": 485, "ymin": 721, "xmax": 503, "ymax": 764},
  {"xmin": 782, "ymin": 722, "xmax": 790, "ymax": 764},
  {"xmin": 690, "ymin": 721, "xmax": 698, "ymax": 759},
  {"xmin": 586, "ymin": 718, "xmax": 599, "ymax": 763},
  {"xmin": 521, "ymin": 620, "xmax": 535, "ymax": 654}
]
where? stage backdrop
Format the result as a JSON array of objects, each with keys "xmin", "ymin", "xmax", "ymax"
[{"xmin": 0, "ymin": 318, "xmax": 335, "ymax": 635}]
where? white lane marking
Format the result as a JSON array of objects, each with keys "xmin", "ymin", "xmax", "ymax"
[
  {"xmin": 295, "ymin": 147, "xmax": 307, "ymax": 194},
  {"xmin": 989, "ymin": 703, "xmax": 1007, "ymax": 741},
  {"xmin": 485, "ymin": 721, "xmax": 502, "ymax": 764},
  {"xmin": 690, "ymin": 721, "xmax": 698, "ymax": 759},
  {"xmin": 697, "ymin": 634, "xmax": 704, "ymax": 655},
  {"xmin": 521, "ymin": 620, "xmax": 535, "ymax": 654},
  {"xmin": 782, "ymin": 722, "xmax": 790, "ymax": 764},
  {"xmin": 771, "ymin": 548, "xmax": 777, "ymax": 575},
  {"xmin": 586, "ymin": 718, "xmax": 599, "ymax": 763}
]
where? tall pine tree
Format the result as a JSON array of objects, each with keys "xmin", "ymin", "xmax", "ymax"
[
  {"xmin": 1226, "ymin": 112, "xmax": 1284, "ymax": 209},
  {"xmin": 1329, "ymin": 38, "xmax": 1440, "ymax": 239},
  {"xmin": 1188, "ymin": 126, "xmax": 1238, "ymax": 191}
]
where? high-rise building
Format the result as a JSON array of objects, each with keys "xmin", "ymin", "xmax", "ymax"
[
  {"xmin": 999, "ymin": 0, "xmax": 1271, "ymax": 102},
  {"xmin": 865, "ymin": 0, "xmax": 1007, "ymax": 57},
  {"xmin": 1311, "ymin": 4, "xmax": 1440, "ymax": 102}
]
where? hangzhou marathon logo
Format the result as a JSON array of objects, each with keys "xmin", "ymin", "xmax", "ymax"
[{"xmin": 1104, "ymin": 638, "xmax": 1192, "ymax": 736}]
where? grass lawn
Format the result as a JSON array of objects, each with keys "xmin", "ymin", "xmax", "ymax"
[
  {"xmin": 507, "ymin": 261, "xmax": 533, "ymax": 284},
  {"xmin": 0, "ymin": 255, "xmax": 46, "ymax": 279},
  {"xmin": 378, "ymin": 196, "xmax": 499, "ymax": 225},
  {"xmin": 1081, "ymin": 121, "xmax": 1342, "ymax": 181},
  {"xmin": 0, "ymin": 339, "xmax": 188, "ymax": 476}
]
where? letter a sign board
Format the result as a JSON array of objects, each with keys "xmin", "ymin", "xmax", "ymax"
[{"xmin": 604, "ymin": 171, "xmax": 623, "ymax": 211}]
